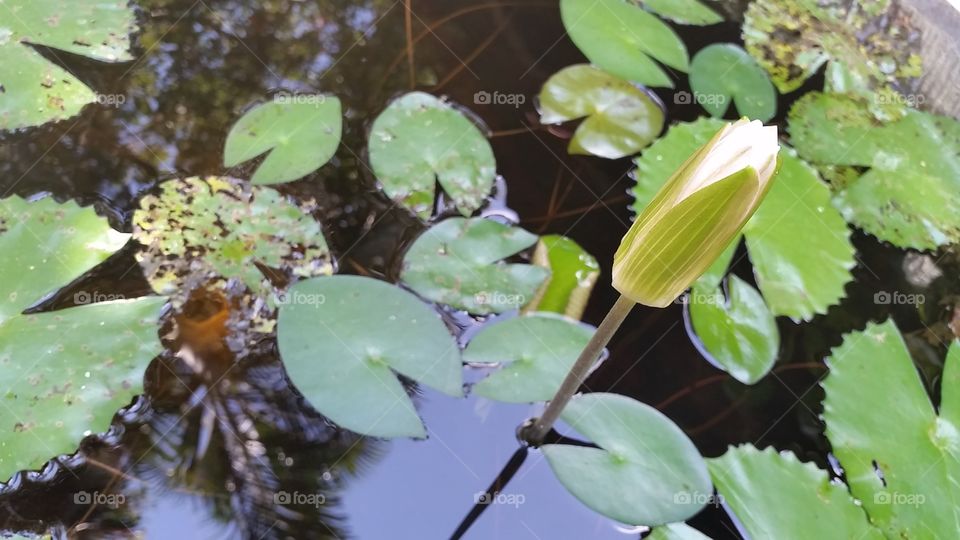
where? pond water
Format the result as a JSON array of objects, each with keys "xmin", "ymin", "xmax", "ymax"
[{"xmin": 0, "ymin": 0, "xmax": 956, "ymax": 538}]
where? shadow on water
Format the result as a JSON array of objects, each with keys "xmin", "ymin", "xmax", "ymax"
[{"xmin": 1, "ymin": 0, "xmax": 959, "ymax": 538}]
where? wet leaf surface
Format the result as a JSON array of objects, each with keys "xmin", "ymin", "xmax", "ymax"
[
  {"xmin": 524, "ymin": 234, "xmax": 599, "ymax": 320},
  {"xmin": 689, "ymin": 44, "xmax": 776, "ymax": 122}
]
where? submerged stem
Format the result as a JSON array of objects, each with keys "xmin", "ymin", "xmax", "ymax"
[{"xmin": 522, "ymin": 294, "xmax": 636, "ymax": 445}]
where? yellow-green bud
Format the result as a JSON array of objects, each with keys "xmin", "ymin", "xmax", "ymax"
[{"xmin": 613, "ymin": 119, "xmax": 780, "ymax": 307}]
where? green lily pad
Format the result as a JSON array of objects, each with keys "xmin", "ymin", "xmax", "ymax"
[
  {"xmin": 277, "ymin": 276, "xmax": 462, "ymax": 439},
  {"xmin": 542, "ymin": 393, "xmax": 712, "ymax": 525},
  {"xmin": 368, "ymin": 92, "xmax": 496, "ymax": 219},
  {"xmin": 688, "ymin": 276, "xmax": 778, "ymax": 385},
  {"xmin": 689, "ymin": 44, "xmax": 776, "ymax": 122},
  {"xmin": 742, "ymin": 0, "xmax": 922, "ymax": 102},
  {"xmin": 708, "ymin": 446, "xmax": 883, "ymax": 539},
  {"xmin": 560, "ymin": 0, "xmax": 688, "ymax": 88},
  {"xmin": 524, "ymin": 234, "xmax": 599, "ymax": 320},
  {"xmin": 464, "ymin": 313, "xmax": 593, "ymax": 403},
  {"xmin": 788, "ymin": 92, "xmax": 960, "ymax": 250},
  {"xmin": 223, "ymin": 96, "xmax": 342, "ymax": 185},
  {"xmin": 400, "ymin": 217, "xmax": 549, "ymax": 315},
  {"xmin": 0, "ymin": 196, "xmax": 166, "ymax": 481},
  {"xmin": 0, "ymin": 0, "xmax": 137, "ymax": 130},
  {"xmin": 648, "ymin": 523, "xmax": 712, "ymax": 540},
  {"xmin": 822, "ymin": 320, "xmax": 960, "ymax": 538},
  {"xmin": 538, "ymin": 65, "xmax": 665, "ymax": 159},
  {"xmin": 638, "ymin": 0, "xmax": 722, "ymax": 25}
]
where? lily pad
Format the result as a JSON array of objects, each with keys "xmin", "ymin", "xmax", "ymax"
[
  {"xmin": 788, "ymin": 92, "xmax": 960, "ymax": 250},
  {"xmin": 542, "ymin": 393, "xmax": 712, "ymax": 525},
  {"xmin": 638, "ymin": 0, "xmax": 722, "ymax": 25},
  {"xmin": 689, "ymin": 44, "xmax": 776, "ymax": 122},
  {"xmin": 560, "ymin": 0, "xmax": 688, "ymax": 88},
  {"xmin": 464, "ymin": 313, "xmax": 593, "ymax": 403},
  {"xmin": 223, "ymin": 96, "xmax": 342, "ymax": 185},
  {"xmin": 277, "ymin": 275, "xmax": 463, "ymax": 439},
  {"xmin": 708, "ymin": 446, "xmax": 883, "ymax": 539},
  {"xmin": 0, "ymin": 0, "xmax": 137, "ymax": 130},
  {"xmin": 400, "ymin": 217, "xmax": 549, "ymax": 315},
  {"xmin": 524, "ymin": 234, "xmax": 599, "ymax": 320},
  {"xmin": 538, "ymin": 65, "xmax": 665, "ymax": 159},
  {"xmin": 368, "ymin": 92, "xmax": 496, "ymax": 219},
  {"xmin": 687, "ymin": 276, "xmax": 778, "ymax": 385},
  {"xmin": 742, "ymin": 0, "xmax": 922, "ymax": 101},
  {"xmin": 0, "ymin": 196, "xmax": 166, "ymax": 481},
  {"xmin": 822, "ymin": 320, "xmax": 960, "ymax": 538}
]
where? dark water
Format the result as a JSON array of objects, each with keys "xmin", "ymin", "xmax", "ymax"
[{"xmin": 1, "ymin": 0, "xmax": 957, "ymax": 538}]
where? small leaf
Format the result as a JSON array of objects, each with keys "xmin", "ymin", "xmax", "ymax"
[
  {"xmin": 822, "ymin": 320, "xmax": 960, "ymax": 538},
  {"xmin": 524, "ymin": 234, "xmax": 599, "ymax": 320},
  {"xmin": 538, "ymin": 65, "xmax": 665, "ymax": 159},
  {"xmin": 542, "ymin": 393, "xmax": 712, "ymax": 525},
  {"xmin": 689, "ymin": 44, "xmax": 776, "ymax": 121},
  {"xmin": 687, "ymin": 276, "xmax": 778, "ymax": 384},
  {"xmin": 277, "ymin": 276, "xmax": 463, "ymax": 439},
  {"xmin": 464, "ymin": 313, "xmax": 593, "ymax": 402},
  {"xmin": 709, "ymin": 446, "xmax": 883, "ymax": 539},
  {"xmin": 0, "ymin": 0, "xmax": 137, "ymax": 130},
  {"xmin": 560, "ymin": 0, "xmax": 689, "ymax": 88},
  {"xmin": 400, "ymin": 217, "xmax": 549, "ymax": 315},
  {"xmin": 223, "ymin": 96, "xmax": 342, "ymax": 185},
  {"xmin": 648, "ymin": 523, "xmax": 712, "ymax": 540},
  {"xmin": 639, "ymin": 0, "xmax": 722, "ymax": 25},
  {"xmin": 368, "ymin": 92, "xmax": 496, "ymax": 219}
]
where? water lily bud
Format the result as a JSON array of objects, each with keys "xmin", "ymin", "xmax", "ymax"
[{"xmin": 613, "ymin": 119, "xmax": 780, "ymax": 307}]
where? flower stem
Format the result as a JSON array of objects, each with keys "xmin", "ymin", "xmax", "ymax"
[{"xmin": 522, "ymin": 294, "xmax": 637, "ymax": 445}]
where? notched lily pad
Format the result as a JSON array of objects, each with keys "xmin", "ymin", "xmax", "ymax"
[
  {"xmin": 400, "ymin": 217, "xmax": 549, "ymax": 315},
  {"xmin": 689, "ymin": 44, "xmax": 776, "ymax": 122},
  {"xmin": 538, "ymin": 65, "xmax": 665, "ymax": 159},
  {"xmin": 0, "ymin": 0, "xmax": 137, "ymax": 130},
  {"xmin": 368, "ymin": 92, "xmax": 496, "ymax": 220}
]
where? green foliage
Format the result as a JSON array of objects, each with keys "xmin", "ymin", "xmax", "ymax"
[
  {"xmin": 464, "ymin": 313, "xmax": 593, "ymax": 402},
  {"xmin": 689, "ymin": 44, "xmax": 776, "ymax": 122},
  {"xmin": 223, "ymin": 96, "xmax": 342, "ymax": 185},
  {"xmin": 0, "ymin": 196, "xmax": 165, "ymax": 481},
  {"xmin": 524, "ymin": 235, "xmax": 599, "ymax": 320},
  {"xmin": 638, "ymin": 0, "xmax": 722, "ymax": 25},
  {"xmin": 368, "ymin": 92, "xmax": 496, "ymax": 219},
  {"xmin": 559, "ymin": 0, "xmax": 688, "ymax": 88},
  {"xmin": 0, "ymin": 0, "xmax": 137, "ymax": 130},
  {"xmin": 538, "ymin": 65, "xmax": 665, "ymax": 159},
  {"xmin": 400, "ymin": 217, "xmax": 549, "ymax": 315},
  {"xmin": 648, "ymin": 523, "xmax": 712, "ymax": 540},
  {"xmin": 277, "ymin": 276, "xmax": 463, "ymax": 439},
  {"xmin": 789, "ymin": 92, "xmax": 960, "ymax": 250},
  {"xmin": 542, "ymin": 393, "xmax": 712, "ymax": 525}
]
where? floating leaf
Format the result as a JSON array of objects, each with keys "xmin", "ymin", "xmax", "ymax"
[
  {"xmin": 638, "ymin": 0, "xmax": 722, "ymax": 25},
  {"xmin": 133, "ymin": 176, "xmax": 333, "ymax": 304},
  {"xmin": 368, "ymin": 92, "xmax": 495, "ymax": 219},
  {"xmin": 789, "ymin": 92, "xmax": 960, "ymax": 250},
  {"xmin": 560, "ymin": 0, "xmax": 688, "ymax": 88},
  {"xmin": 689, "ymin": 44, "xmax": 776, "ymax": 122},
  {"xmin": 822, "ymin": 321, "xmax": 960, "ymax": 538},
  {"xmin": 277, "ymin": 276, "xmax": 462, "ymax": 439},
  {"xmin": 742, "ymin": 0, "xmax": 922, "ymax": 100},
  {"xmin": 400, "ymin": 217, "xmax": 549, "ymax": 315},
  {"xmin": 223, "ymin": 96, "xmax": 342, "ymax": 185},
  {"xmin": 687, "ymin": 276, "xmax": 778, "ymax": 384},
  {"xmin": 648, "ymin": 523, "xmax": 712, "ymax": 540},
  {"xmin": 538, "ymin": 65, "xmax": 665, "ymax": 159},
  {"xmin": 464, "ymin": 313, "xmax": 593, "ymax": 402},
  {"xmin": 542, "ymin": 393, "xmax": 711, "ymax": 525},
  {"xmin": 0, "ymin": 196, "xmax": 165, "ymax": 481},
  {"xmin": 524, "ymin": 234, "xmax": 599, "ymax": 320},
  {"xmin": 0, "ymin": 0, "xmax": 137, "ymax": 130},
  {"xmin": 709, "ymin": 446, "xmax": 883, "ymax": 539}
]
